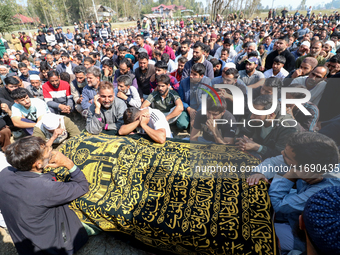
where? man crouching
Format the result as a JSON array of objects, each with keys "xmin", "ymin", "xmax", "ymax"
[{"xmin": 0, "ymin": 136, "xmax": 89, "ymax": 254}]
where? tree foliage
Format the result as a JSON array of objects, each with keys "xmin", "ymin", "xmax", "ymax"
[{"xmin": 0, "ymin": 0, "xmax": 16, "ymax": 34}]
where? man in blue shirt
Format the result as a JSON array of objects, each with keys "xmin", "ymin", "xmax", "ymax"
[{"xmin": 247, "ymin": 132, "xmax": 340, "ymax": 253}]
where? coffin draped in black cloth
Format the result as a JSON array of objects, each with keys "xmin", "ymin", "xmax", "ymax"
[{"xmin": 47, "ymin": 131, "xmax": 278, "ymax": 255}]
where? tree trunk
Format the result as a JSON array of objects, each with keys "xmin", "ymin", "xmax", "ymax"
[{"xmin": 62, "ymin": 0, "xmax": 71, "ymax": 24}]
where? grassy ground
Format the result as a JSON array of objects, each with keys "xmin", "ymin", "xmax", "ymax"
[{"xmin": 4, "ymin": 21, "xmax": 136, "ymax": 41}]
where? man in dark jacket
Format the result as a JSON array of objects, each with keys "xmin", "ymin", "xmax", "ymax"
[
  {"xmin": 56, "ymin": 52, "xmax": 78, "ymax": 75},
  {"xmin": 0, "ymin": 136, "xmax": 89, "ymax": 254},
  {"xmin": 265, "ymin": 36, "xmax": 296, "ymax": 72},
  {"xmin": 55, "ymin": 28, "xmax": 66, "ymax": 45},
  {"xmin": 182, "ymin": 41, "xmax": 214, "ymax": 80},
  {"xmin": 36, "ymin": 30, "xmax": 47, "ymax": 49}
]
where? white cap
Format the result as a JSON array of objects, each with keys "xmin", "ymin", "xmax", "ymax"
[
  {"xmin": 41, "ymin": 50, "xmax": 47, "ymax": 54},
  {"xmin": 224, "ymin": 62, "xmax": 236, "ymax": 69},
  {"xmin": 29, "ymin": 47, "xmax": 35, "ymax": 52},
  {"xmin": 30, "ymin": 74, "xmax": 40, "ymax": 81},
  {"xmin": 301, "ymin": 41, "xmax": 311, "ymax": 48},
  {"xmin": 41, "ymin": 113, "xmax": 61, "ymax": 130},
  {"xmin": 80, "ymin": 48, "xmax": 85, "ymax": 53},
  {"xmin": 325, "ymin": 40, "xmax": 335, "ymax": 49},
  {"xmin": 84, "ymin": 48, "xmax": 90, "ymax": 52}
]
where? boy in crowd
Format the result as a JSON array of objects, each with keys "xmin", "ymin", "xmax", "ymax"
[
  {"xmin": 142, "ymin": 74, "xmax": 188, "ymax": 130},
  {"xmin": 115, "ymin": 75, "xmax": 141, "ymax": 108},
  {"xmin": 190, "ymin": 97, "xmax": 236, "ymax": 144},
  {"xmin": 11, "ymin": 88, "xmax": 50, "ymax": 135},
  {"xmin": 263, "ymin": 55, "xmax": 289, "ymax": 79}
]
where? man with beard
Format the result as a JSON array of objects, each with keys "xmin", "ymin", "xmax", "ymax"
[
  {"xmin": 86, "ymin": 81, "xmax": 127, "ymax": 135},
  {"xmin": 325, "ymin": 54, "xmax": 340, "ymax": 77},
  {"xmin": 170, "ymin": 56, "xmax": 188, "ymax": 82},
  {"xmin": 135, "ymin": 52, "xmax": 156, "ymax": 100},
  {"xmin": 81, "ymin": 66, "xmax": 100, "ymax": 113},
  {"xmin": 295, "ymin": 41, "xmax": 326, "ymax": 68},
  {"xmin": 265, "ymin": 36, "xmax": 296, "ymax": 72},
  {"xmin": 292, "ymin": 41, "xmax": 310, "ymax": 60},
  {"xmin": 135, "ymin": 34, "xmax": 152, "ymax": 59},
  {"xmin": 157, "ymin": 36, "xmax": 175, "ymax": 60},
  {"xmin": 239, "ymin": 57, "xmax": 265, "ymax": 88},
  {"xmin": 112, "ymin": 58, "xmax": 138, "ymax": 90},
  {"xmin": 10, "ymin": 88, "xmax": 49, "ymax": 135},
  {"xmin": 214, "ymin": 38, "xmax": 237, "ymax": 60},
  {"xmin": 115, "ymin": 75, "xmax": 141, "ymax": 108},
  {"xmin": 232, "ymin": 30, "xmax": 243, "ymax": 51},
  {"xmin": 142, "ymin": 74, "xmax": 188, "ymax": 130},
  {"xmin": 70, "ymin": 66, "xmax": 87, "ymax": 113},
  {"xmin": 283, "ymin": 57, "xmax": 318, "ymax": 86},
  {"xmin": 236, "ymin": 95, "xmax": 299, "ymax": 160},
  {"xmin": 178, "ymin": 63, "xmax": 212, "ymax": 126},
  {"xmin": 42, "ymin": 70, "xmax": 73, "ymax": 114},
  {"xmin": 291, "ymin": 66, "xmax": 328, "ymax": 106},
  {"xmin": 56, "ymin": 53, "xmax": 77, "ymax": 75},
  {"xmin": 182, "ymin": 41, "xmax": 214, "ymax": 80},
  {"xmin": 150, "ymin": 61, "xmax": 179, "ymax": 92},
  {"xmin": 174, "ymin": 40, "xmax": 193, "ymax": 63}
]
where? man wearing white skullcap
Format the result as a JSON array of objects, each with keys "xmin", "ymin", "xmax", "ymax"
[
  {"xmin": 33, "ymin": 113, "xmax": 80, "ymax": 148},
  {"xmin": 322, "ymin": 41, "xmax": 335, "ymax": 61},
  {"xmin": 27, "ymin": 75, "xmax": 44, "ymax": 100}
]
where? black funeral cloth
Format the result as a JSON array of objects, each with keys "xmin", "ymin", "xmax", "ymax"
[{"xmin": 48, "ymin": 132, "xmax": 278, "ymax": 255}]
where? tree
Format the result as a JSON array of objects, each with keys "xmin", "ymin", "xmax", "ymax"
[{"xmin": 0, "ymin": 0, "xmax": 16, "ymax": 34}]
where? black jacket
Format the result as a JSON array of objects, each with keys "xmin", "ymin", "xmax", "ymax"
[
  {"xmin": 36, "ymin": 34, "xmax": 47, "ymax": 45},
  {"xmin": 55, "ymin": 32, "xmax": 66, "ymax": 44},
  {"xmin": 265, "ymin": 49, "xmax": 296, "ymax": 72},
  {"xmin": 0, "ymin": 87, "xmax": 33, "ymax": 105},
  {"xmin": 0, "ymin": 167, "xmax": 89, "ymax": 254},
  {"xmin": 318, "ymin": 72, "xmax": 340, "ymax": 121}
]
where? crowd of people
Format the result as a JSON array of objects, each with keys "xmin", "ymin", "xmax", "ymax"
[{"xmin": 0, "ymin": 9, "xmax": 340, "ymax": 255}]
